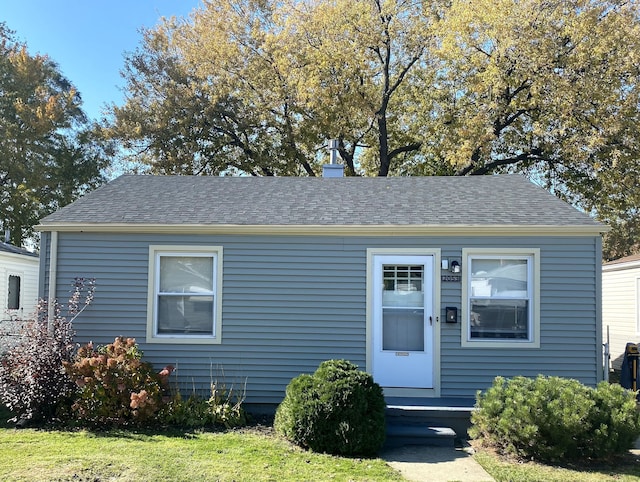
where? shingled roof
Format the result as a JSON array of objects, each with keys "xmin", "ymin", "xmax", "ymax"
[
  {"xmin": 0, "ymin": 241, "xmax": 38, "ymax": 257},
  {"xmin": 37, "ymin": 174, "xmax": 603, "ymax": 232}
]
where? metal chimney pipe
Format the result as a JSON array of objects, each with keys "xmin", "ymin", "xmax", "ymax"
[{"xmin": 328, "ymin": 139, "xmax": 339, "ymax": 165}]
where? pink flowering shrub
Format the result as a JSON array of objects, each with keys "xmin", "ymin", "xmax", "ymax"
[{"xmin": 64, "ymin": 336, "xmax": 173, "ymax": 426}]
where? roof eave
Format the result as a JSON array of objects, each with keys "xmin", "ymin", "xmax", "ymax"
[{"xmin": 36, "ymin": 222, "xmax": 608, "ymax": 236}]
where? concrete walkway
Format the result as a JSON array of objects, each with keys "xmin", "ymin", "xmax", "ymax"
[{"xmin": 381, "ymin": 444, "xmax": 494, "ymax": 482}]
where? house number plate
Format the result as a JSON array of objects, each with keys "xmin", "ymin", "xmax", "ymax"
[{"xmin": 441, "ymin": 275, "xmax": 461, "ymax": 282}]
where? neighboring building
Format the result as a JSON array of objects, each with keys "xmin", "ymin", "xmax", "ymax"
[
  {"xmin": 602, "ymin": 254, "xmax": 640, "ymax": 370},
  {"xmin": 36, "ymin": 174, "xmax": 606, "ymax": 408},
  {"xmin": 0, "ymin": 241, "xmax": 39, "ymax": 321}
]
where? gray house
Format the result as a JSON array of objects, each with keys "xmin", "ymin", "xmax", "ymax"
[{"xmin": 37, "ymin": 174, "xmax": 606, "ymax": 408}]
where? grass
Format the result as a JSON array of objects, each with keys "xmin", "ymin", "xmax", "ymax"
[
  {"xmin": 473, "ymin": 443, "xmax": 640, "ymax": 482},
  {"xmin": 0, "ymin": 410, "xmax": 402, "ymax": 482},
  {"xmin": 4, "ymin": 405, "xmax": 640, "ymax": 482}
]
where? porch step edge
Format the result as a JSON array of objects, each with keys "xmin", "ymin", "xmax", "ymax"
[
  {"xmin": 386, "ymin": 404, "xmax": 475, "ymax": 412},
  {"xmin": 385, "ymin": 423, "xmax": 456, "ymax": 448}
]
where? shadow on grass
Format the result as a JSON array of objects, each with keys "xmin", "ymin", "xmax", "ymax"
[{"xmin": 0, "ymin": 403, "xmax": 275, "ymax": 442}]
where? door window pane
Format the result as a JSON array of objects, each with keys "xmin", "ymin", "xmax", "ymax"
[
  {"xmin": 382, "ymin": 265, "xmax": 424, "ymax": 307},
  {"xmin": 382, "ymin": 264, "xmax": 425, "ymax": 350},
  {"xmin": 383, "ymin": 308, "xmax": 425, "ymax": 351}
]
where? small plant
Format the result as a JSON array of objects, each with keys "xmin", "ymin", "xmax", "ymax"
[
  {"xmin": 63, "ymin": 337, "xmax": 173, "ymax": 426},
  {"xmin": 470, "ymin": 375, "xmax": 640, "ymax": 462},
  {"xmin": 274, "ymin": 359, "xmax": 386, "ymax": 456},
  {"xmin": 160, "ymin": 370, "xmax": 247, "ymax": 429},
  {"xmin": 0, "ymin": 278, "xmax": 95, "ymax": 423}
]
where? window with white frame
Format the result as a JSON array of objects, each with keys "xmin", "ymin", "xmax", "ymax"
[
  {"xmin": 462, "ymin": 249, "xmax": 540, "ymax": 348},
  {"xmin": 147, "ymin": 246, "xmax": 222, "ymax": 344},
  {"xmin": 8, "ymin": 275, "xmax": 20, "ymax": 310}
]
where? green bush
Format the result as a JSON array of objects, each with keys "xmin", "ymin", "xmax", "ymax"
[
  {"xmin": 470, "ymin": 375, "xmax": 640, "ymax": 462},
  {"xmin": 63, "ymin": 337, "xmax": 172, "ymax": 426},
  {"xmin": 274, "ymin": 359, "xmax": 386, "ymax": 456},
  {"xmin": 160, "ymin": 382, "xmax": 247, "ymax": 429}
]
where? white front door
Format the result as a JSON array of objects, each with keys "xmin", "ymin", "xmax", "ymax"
[{"xmin": 372, "ymin": 255, "xmax": 434, "ymax": 388}]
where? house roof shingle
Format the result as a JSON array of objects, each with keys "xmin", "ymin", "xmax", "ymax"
[
  {"xmin": 38, "ymin": 174, "xmax": 602, "ymax": 230},
  {"xmin": 0, "ymin": 241, "xmax": 38, "ymax": 257}
]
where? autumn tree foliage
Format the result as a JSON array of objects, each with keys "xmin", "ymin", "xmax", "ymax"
[
  {"xmin": 103, "ymin": 0, "xmax": 640, "ymax": 256},
  {"xmin": 0, "ymin": 23, "xmax": 108, "ymax": 246}
]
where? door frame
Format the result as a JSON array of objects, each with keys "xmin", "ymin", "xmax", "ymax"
[{"xmin": 366, "ymin": 248, "xmax": 441, "ymax": 398}]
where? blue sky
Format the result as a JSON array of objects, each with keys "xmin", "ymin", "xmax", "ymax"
[{"xmin": 2, "ymin": 1, "xmax": 202, "ymax": 121}]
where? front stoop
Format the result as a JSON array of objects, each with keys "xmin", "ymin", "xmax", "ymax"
[
  {"xmin": 384, "ymin": 398, "xmax": 475, "ymax": 448},
  {"xmin": 385, "ymin": 422, "xmax": 456, "ymax": 448}
]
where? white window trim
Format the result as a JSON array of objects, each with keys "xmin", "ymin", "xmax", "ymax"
[
  {"xmin": 461, "ymin": 248, "xmax": 540, "ymax": 348},
  {"xmin": 146, "ymin": 245, "xmax": 223, "ymax": 344}
]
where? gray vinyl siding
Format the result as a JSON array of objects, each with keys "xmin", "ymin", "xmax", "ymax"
[{"xmin": 41, "ymin": 232, "xmax": 600, "ymax": 403}]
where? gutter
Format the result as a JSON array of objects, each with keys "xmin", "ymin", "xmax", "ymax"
[{"xmin": 35, "ymin": 222, "xmax": 609, "ymax": 237}]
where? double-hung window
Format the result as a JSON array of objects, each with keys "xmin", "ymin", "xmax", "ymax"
[
  {"xmin": 462, "ymin": 248, "xmax": 540, "ymax": 348},
  {"xmin": 147, "ymin": 246, "xmax": 222, "ymax": 344}
]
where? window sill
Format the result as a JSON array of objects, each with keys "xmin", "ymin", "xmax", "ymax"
[
  {"xmin": 461, "ymin": 339, "xmax": 539, "ymax": 349},
  {"xmin": 146, "ymin": 336, "xmax": 221, "ymax": 345}
]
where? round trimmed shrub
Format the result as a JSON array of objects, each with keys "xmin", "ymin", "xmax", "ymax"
[
  {"xmin": 274, "ymin": 359, "xmax": 386, "ymax": 456},
  {"xmin": 470, "ymin": 375, "xmax": 640, "ymax": 462}
]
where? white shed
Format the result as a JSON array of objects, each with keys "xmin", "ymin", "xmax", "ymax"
[
  {"xmin": 602, "ymin": 254, "xmax": 640, "ymax": 370},
  {"xmin": 0, "ymin": 241, "xmax": 39, "ymax": 322}
]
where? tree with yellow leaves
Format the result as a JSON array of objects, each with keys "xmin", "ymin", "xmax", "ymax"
[
  {"xmin": 0, "ymin": 23, "xmax": 107, "ymax": 245},
  {"xmin": 106, "ymin": 0, "xmax": 640, "ymax": 254}
]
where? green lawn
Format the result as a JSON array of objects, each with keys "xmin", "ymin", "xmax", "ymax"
[
  {"xmin": 473, "ymin": 444, "xmax": 640, "ymax": 482},
  {"xmin": 0, "ymin": 424, "xmax": 403, "ymax": 482},
  {"xmin": 3, "ymin": 409, "xmax": 640, "ymax": 481}
]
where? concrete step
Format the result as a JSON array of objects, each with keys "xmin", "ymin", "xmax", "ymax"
[
  {"xmin": 385, "ymin": 397, "xmax": 475, "ymax": 438},
  {"xmin": 385, "ymin": 422, "xmax": 456, "ymax": 448}
]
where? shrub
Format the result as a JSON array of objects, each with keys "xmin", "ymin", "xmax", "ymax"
[
  {"xmin": 0, "ymin": 278, "xmax": 94, "ymax": 423},
  {"xmin": 160, "ymin": 381, "xmax": 247, "ymax": 429},
  {"xmin": 274, "ymin": 359, "xmax": 386, "ymax": 456},
  {"xmin": 470, "ymin": 375, "xmax": 640, "ymax": 462},
  {"xmin": 63, "ymin": 337, "xmax": 173, "ymax": 426}
]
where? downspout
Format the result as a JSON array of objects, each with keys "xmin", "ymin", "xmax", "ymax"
[{"xmin": 47, "ymin": 231, "xmax": 58, "ymax": 333}]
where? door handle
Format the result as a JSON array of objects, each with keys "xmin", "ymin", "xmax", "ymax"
[{"xmin": 429, "ymin": 316, "xmax": 433, "ymax": 326}]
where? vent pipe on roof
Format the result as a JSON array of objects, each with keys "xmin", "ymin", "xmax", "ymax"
[{"xmin": 323, "ymin": 139, "xmax": 344, "ymax": 178}]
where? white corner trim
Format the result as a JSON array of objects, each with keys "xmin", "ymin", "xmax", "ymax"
[{"xmin": 47, "ymin": 231, "xmax": 58, "ymax": 330}]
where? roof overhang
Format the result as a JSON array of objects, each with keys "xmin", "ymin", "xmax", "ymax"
[
  {"xmin": 0, "ymin": 250, "xmax": 39, "ymax": 262},
  {"xmin": 603, "ymin": 259, "xmax": 640, "ymax": 272},
  {"xmin": 36, "ymin": 222, "xmax": 608, "ymax": 237}
]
